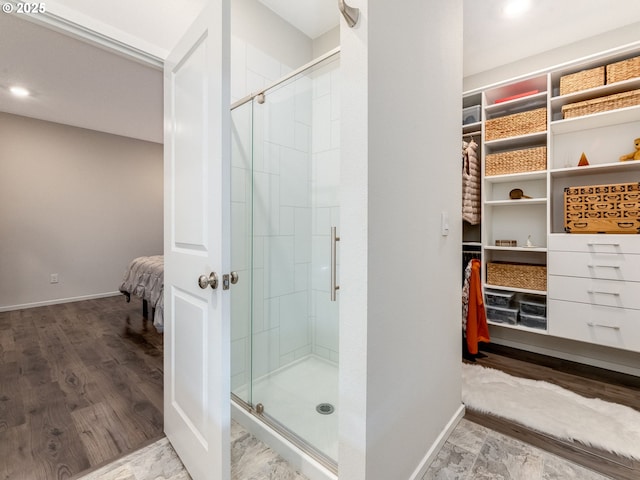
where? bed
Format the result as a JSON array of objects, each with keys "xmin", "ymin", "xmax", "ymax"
[{"xmin": 119, "ymin": 255, "xmax": 164, "ymax": 332}]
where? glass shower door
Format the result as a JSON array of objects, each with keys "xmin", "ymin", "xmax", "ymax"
[
  {"xmin": 230, "ymin": 99, "xmax": 253, "ymax": 406},
  {"xmin": 230, "ymin": 52, "xmax": 340, "ymax": 465},
  {"xmin": 250, "ymin": 54, "xmax": 341, "ymax": 462}
]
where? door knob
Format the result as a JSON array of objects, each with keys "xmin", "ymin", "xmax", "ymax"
[{"xmin": 198, "ymin": 272, "xmax": 218, "ymax": 290}]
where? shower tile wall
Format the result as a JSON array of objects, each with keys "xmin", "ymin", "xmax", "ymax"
[
  {"xmin": 311, "ymin": 65, "xmax": 340, "ymax": 364},
  {"xmin": 230, "ymin": 36, "xmax": 340, "ymax": 395}
]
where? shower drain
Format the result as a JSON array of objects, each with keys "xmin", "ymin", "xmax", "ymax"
[{"xmin": 316, "ymin": 403, "xmax": 335, "ymax": 415}]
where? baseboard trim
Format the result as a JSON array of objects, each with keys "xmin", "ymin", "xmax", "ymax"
[
  {"xmin": 409, "ymin": 403, "xmax": 466, "ymax": 480},
  {"xmin": 0, "ymin": 291, "xmax": 122, "ymax": 312},
  {"xmin": 490, "ymin": 332, "xmax": 640, "ymax": 378}
]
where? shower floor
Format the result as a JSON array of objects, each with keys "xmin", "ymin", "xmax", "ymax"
[{"xmin": 242, "ymin": 355, "xmax": 338, "ymax": 462}]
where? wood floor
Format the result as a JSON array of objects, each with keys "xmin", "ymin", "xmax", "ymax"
[
  {"xmin": 465, "ymin": 343, "xmax": 640, "ymax": 480},
  {"xmin": 4, "ymin": 297, "xmax": 640, "ymax": 479},
  {"xmin": 0, "ymin": 296, "xmax": 164, "ymax": 480}
]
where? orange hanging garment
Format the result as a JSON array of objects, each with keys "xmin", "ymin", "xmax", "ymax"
[{"xmin": 466, "ymin": 259, "xmax": 490, "ymax": 354}]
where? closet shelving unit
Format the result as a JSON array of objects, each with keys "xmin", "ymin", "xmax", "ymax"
[
  {"xmin": 462, "ymin": 92, "xmax": 483, "ymax": 248},
  {"xmin": 464, "ymin": 42, "xmax": 640, "ymax": 350},
  {"xmin": 481, "ymin": 74, "xmax": 549, "ymax": 327}
]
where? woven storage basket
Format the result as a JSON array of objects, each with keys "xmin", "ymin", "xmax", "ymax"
[
  {"xmin": 607, "ymin": 56, "xmax": 640, "ymax": 84},
  {"xmin": 485, "ymin": 108, "xmax": 546, "ymax": 141},
  {"xmin": 559, "ymin": 66, "xmax": 605, "ymax": 95},
  {"xmin": 562, "ymin": 89, "xmax": 640, "ymax": 119},
  {"xmin": 487, "ymin": 262, "xmax": 547, "ymax": 291},
  {"xmin": 564, "ymin": 182, "xmax": 640, "ymax": 234},
  {"xmin": 485, "ymin": 146, "xmax": 546, "ymax": 176}
]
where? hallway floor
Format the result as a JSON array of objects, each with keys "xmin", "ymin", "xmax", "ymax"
[{"xmin": 72, "ymin": 417, "xmax": 610, "ymax": 480}]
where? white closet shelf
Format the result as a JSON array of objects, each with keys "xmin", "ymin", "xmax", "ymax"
[
  {"xmin": 485, "ymin": 91, "xmax": 548, "ymax": 114},
  {"xmin": 484, "ymin": 131, "xmax": 547, "ymax": 151},
  {"xmin": 485, "ymin": 246, "xmax": 547, "ymax": 253},
  {"xmin": 483, "ymin": 283, "xmax": 547, "ymax": 295},
  {"xmin": 485, "ymin": 198, "xmax": 547, "ymax": 206},
  {"xmin": 487, "ymin": 320, "xmax": 549, "ymax": 334},
  {"xmin": 551, "ymin": 104, "xmax": 640, "ymax": 134},
  {"xmin": 550, "ymin": 77, "xmax": 640, "ymax": 108},
  {"xmin": 550, "ymin": 160, "xmax": 640, "ymax": 178},
  {"xmin": 462, "ymin": 121, "xmax": 482, "ymax": 134},
  {"xmin": 484, "ymin": 171, "xmax": 547, "ymax": 184}
]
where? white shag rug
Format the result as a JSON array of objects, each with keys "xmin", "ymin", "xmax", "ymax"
[{"xmin": 462, "ymin": 363, "xmax": 640, "ymax": 460}]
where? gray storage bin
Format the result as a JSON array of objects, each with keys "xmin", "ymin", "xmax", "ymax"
[
  {"xmin": 463, "ymin": 105, "xmax": 481, "ymax": 125},
  {"xmin": 519, "ymin": 298, "xmax": 546, "ymax": 317},
  {"xmin": 485, "ymin": 289, "xmax": 515, "ymax": 307},
  {"xmin": 486, "ymin": 305, "xmax": 518, "ymax": 325},
  {"xmin": 519, "ymin": 312, "xmax": 547, "ymax": 330}
]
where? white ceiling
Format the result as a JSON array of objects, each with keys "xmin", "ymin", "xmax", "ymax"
[
  {"xmin": 464, "ymin": 0, "xmax": 640, "ymax": 76},
  {"xmin": 258, "ymin": 0, "xmax": 338, "ymax": 39},
  {"xmin": 0, "ymin": 12, "xmax": 163, "ymax": 143},
  {"xmin": 1, "ymin": 0, "xmax": 640, "ymax": 144}
]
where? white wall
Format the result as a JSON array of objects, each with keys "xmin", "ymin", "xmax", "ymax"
[
  {"xmin": 230, "ymin": 0, "xmax": 313, "ymax": 104},
  {"xmin": 340, "ymin": 1, "xmax": 464, "ymax": 479},
  {"xmin": 0, "ymin": 112, "xmax": 163, "ymax": 310},
  {"xmin": 313, "ymin": 26, "xmax": 340, "ymax": 59},
  {"xmin": 464, "ymin": 21, "xmax": 640, "ymax": 91}
]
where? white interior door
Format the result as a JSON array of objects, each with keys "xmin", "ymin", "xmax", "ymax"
[{"xmin": 163, "ymin": 2, "xmax": 230, "ymax": 479}]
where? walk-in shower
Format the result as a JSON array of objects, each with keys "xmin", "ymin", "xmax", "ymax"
[{"xmin": 230, "ymin": 49, "xmax": 340, "ymax": 472}]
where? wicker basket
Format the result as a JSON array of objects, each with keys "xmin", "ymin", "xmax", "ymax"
[
  {"xmin": 559, "ymin": 66, "xmax": 605, "ymax": 95},
  {"xmin": 486, "ymin": 262, "xmax": 547, "ymax": 291},
  {"xmin": 562, "ymin": 89, "xmax": 640, "ymax": 119},
  {"xmin": 606, "ymin": 56, "xmax": 640, "ymax": 84},
  {"xmin": 485, "ymin": 146, "xmax": 546, "ymax": 176},
  {"xmin": 485, "ymin": 108, "xmax": 546, "ymax": 141}
]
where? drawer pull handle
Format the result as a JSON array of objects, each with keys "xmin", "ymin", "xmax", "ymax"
[
  {"xmin": 587, "ymin": 322, "xmax": 621, "ymax": 330},
  {"xmin": 587, "ymin": 242, "xmax": 620, "ymax": 247},
  {"xmin": 587, "ymin": 264, "xmax": 621, "ymax": 269},
  {"xmin": 587, "ymin": 290, "xmax": 620, "ymax": 296}
]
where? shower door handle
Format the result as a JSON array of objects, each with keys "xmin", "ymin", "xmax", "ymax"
[{"xmin": 331, "ymin": 227, "xmax": 340, "ymax": 301}]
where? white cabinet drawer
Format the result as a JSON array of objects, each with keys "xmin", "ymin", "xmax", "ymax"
[
  {"xmin": 549, "ymin": 234, "xmax": 640, "ymax": 254},
  {"xmin": 548, "ymin": 299, "xmax": 640, "ymax": 352},
  {"xmin": 548, "ymin": 275, "xmax": 640, "ymax": 309},
  {"xmin": 548, "ymin": 251, "xmax": 640, "ymax": 281}
]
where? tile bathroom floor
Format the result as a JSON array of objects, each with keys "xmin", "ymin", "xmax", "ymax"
[
  {"xmin": 422, "ymin": 418, "xmax": 610, "ymax": 480},
  {"xmin": 73, "ymin": 418, "xmax": 611, "ymax": 480}
]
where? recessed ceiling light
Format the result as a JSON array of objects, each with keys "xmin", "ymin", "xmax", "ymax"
[
  {"xmin": 10, "ymin": 86, "xmax": 30, "ymax": 97},
  {"xmin": 502, "ymin": 0, "xmax": 531, "ymax": 18}
]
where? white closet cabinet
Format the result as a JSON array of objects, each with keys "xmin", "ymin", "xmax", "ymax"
[{"xmin": 464, "ymin": 42, "xmax": 640, "ymax": 353}]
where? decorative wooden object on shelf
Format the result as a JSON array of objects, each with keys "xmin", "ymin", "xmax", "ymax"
[
  {"xmin": 509, "ymin": 188, "xmax": 531, "ymax": 199},
  {"xmin": 495, "ymin": 240, "xmax": 518, "ymax": 247},
  {"xmin": 564, "ymin": 182, "xmax": 640, "ymax": 234},
  {"xmin": 578, "ymin": 152, "xmax": 590, "ymax": 166}
]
